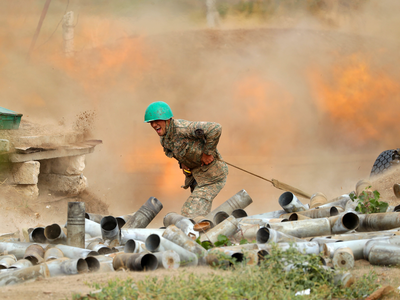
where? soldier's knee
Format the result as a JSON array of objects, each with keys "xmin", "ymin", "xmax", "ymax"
[{"xmin": 181, "ymin": 197, "xmax": 212, "ymax": 218}]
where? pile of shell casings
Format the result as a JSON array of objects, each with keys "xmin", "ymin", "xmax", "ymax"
[{"xmin": 0, "ymin": 178, "xmax": 400, "ymax": 287}]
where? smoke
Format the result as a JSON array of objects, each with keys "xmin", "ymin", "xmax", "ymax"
[{"xmin": 1, "ymin": 1, "xmax": 399, "ymax": 223}]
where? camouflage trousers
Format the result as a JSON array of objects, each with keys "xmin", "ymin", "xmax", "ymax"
[{"xmin": 181, "ymin": 177, "xmax": 227, "ymax": 219}]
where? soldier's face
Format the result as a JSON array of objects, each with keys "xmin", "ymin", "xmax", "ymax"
[{"xmin": 150, "ymin": 120, "xmax": 168, "ymax": 136}]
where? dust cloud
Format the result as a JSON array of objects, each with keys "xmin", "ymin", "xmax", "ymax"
[{"xmin": 1, "ymin": 1, "xmax": 400, "ymax": 225}]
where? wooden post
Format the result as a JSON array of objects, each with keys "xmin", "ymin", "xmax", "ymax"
[{"xmin": 62, "ymin": 11, "xmax": 74, "ymax": 58}]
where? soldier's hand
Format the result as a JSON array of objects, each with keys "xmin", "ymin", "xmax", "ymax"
[
  {"xmin": 201, "ymin": 153, "xmax": 214, "ymax": 166},
  {"xmin": 181, "ymin": 164, "xmax": 191, "ymax": 175}
]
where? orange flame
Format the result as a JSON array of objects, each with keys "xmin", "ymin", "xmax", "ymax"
[
  {"xmin": 122, "ymin": 144, "xmax": 182, "ymax": 195},
  {"xmin": 309, "ymin": 53, "xmax": 400, "ymax": 144}
]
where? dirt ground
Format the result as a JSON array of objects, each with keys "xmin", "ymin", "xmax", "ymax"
[
  {"xmin": 0, "ymin": 262, "xmax": 396, "ymax": 300},
  {"xmin": 0, "ymin": 251, "xmax": 399, "ymax": 300},
  {"xmin": 0, "ymin": 185, "xmax": 109, "ymax": 236}
]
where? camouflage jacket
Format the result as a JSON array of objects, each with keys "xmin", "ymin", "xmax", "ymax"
[{"xmin": 160, "ymin": 119, "xmax": 228, "ymax": 187}]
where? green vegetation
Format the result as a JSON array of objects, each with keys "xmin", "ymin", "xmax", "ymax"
[
  {"xmin": 195, "ymin": 236, "xmax": 213, "ymax": 250},
  {"xmin": 350, "ymin": 188, "xmax": 388, "ymax": 214},
  {"xmin": 72, "ymin": 244, "xmax": 380, "ymax": 300},
  {"xmin": 217, "ymin": 0, "xmax": 369, "ymax": 19}
]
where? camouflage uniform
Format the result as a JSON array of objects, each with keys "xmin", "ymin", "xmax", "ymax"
[{"xmin": 160, "ymin": 119, "xmax": 228, "ymax": 218}]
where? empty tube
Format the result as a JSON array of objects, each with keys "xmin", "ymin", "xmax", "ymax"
[
  {"xmin": 200, "ymin": 216, "xmax": 239, "ymax": 244},
  {"xmin": 318, "ymin": 195, "xmax": 351, "ymax": 209},
  {"xmin": 112, "ymin": 253, "xmax": 132, "ymax": 270},
  {"xmin": 44, "ymin": 224, "xmax": 67, "ymax": 244},
  {"xmin": 0, "ymin": 264, "xmax": 49, "ymax": 287},
  {"xmin": 0, "ymin": 255, "xmax": 17, "ymax": 269},
  {"xmin": 100, "ymin": 216, "xmax": 120, "ymax": 242},
  {"xmin": 213, "ymin": 211, "xmax": 229, "ymax": 225},
  {"xmin": 122, "ymin": 197, "xmax": 163, "ymax": 229},
  {"xmin": 329, "ymin": 212, "xmax": 359, "ymax": 234},
  {"xmin": 121, "ymin": 228, "xmax": 165, "ymax": 244},
  {"xmin": 287, "ymin": 213, "xmax": 311, "ymax": 221},
  {"xmin": 132, "ymin": 253, "xmax": 159, "ymax": 271},
  {"xmin": 44, "ymin": 247, "xmax": 64, "ymax": 261},
  {"xmin": 23, "ymin": 244, "xmax": 45, "ymax": 265},
  {"xmin": 363, "ymin": 237, "xmax": 400, "ymax": 259},
  {"xmin": 258, "ymin": 241, "xmax": 320, "ymax": 255},
  {"xmin": 55, "ymin": 245, "xmax": 98, "ymax": 259},
  {"xmin": 368, "ymin": 243, "xmax": 400, "ymax": 265},
  {"xmin": 85, "ymin": 213, "xmax": 104, "ymax": 223},
  {"xmin": 269, "ymin": 218, "xmax": 332, "ymax": 238},
  {"xmin": 153, "ymin": 250, "xmax": 180, "ymax": 269},
  {"xmin": 256, "ymin": 227, "xmax": 305, "ymax": 244},
  {"xmin": 29, "ymin": 227, "xmax": 47, "ymax": 244},
  {"xmin": 206, "ymin": 248, "xmax": 244, "ymax": 266},
  {"xmin": 205, "ymin": 244, "xmax": 260, "ymax": 266},
  {"xmin": 94, "ymin": 255, "xmax": 115, "ymax": 273},
  {"xmin": 163, "ymin": 212, "xmax": 194, "ymax": 227},
  {"xmin": 85, "ymin": 237, "xmax": 103, "ymax": 248},
  {"xmin": 0, "ymin": 242, "xmax": 44, "ymax": 260},
  {"xmin": 67, "ymin": 202, "xmax": 85, "ymax": 248},
  {"xmin": 310, "ymin": 192, "xmax": 328, "ymax": 208},
  {"xmin": 238, "ymin": 218, "xmax": 283, "ymax": 225},
  {"xmin": 116, "ymin": 213, "xmax": 136, "ymax": 229},
  {"xmin": 162, "ymin": 225, "xmax": 207, "ymax": 262},
  {"xmin": 175, "ymin": 218, "xmax": 199, "ymax": 239},
  {"xmin": 0, "ymin": 231, "xmax": 20, "ymax": 243},
  {"xmin": 46, "ymin": 257, "xmax": 88, "ymax": 277},
  {"xmin": 293, "ymin": 206, "xmax": 341, "ymax": 219},
  {"xmin": 243, "ymin": 210, "xmax": 287, "ymax": 219},
  {"xmin": 85, "ymin": 256, "xmax": 100, "ymax": 272},
  {"xmin": 215, "ymin": 244, "xmax": 259, "ymax": 252},
  {"xmin": 310, "ymin": 237, "xmax": 343, "ymax": 253},
  {"xmin": 204, "ymin": 190, "xmax": 253, "ymax": 224},
  {"xmin": 279, "ymin": 192, "xmax": 308, "ymax": 213},
  {"xmin": 330, "ymin": 230, "xmax": 397, "ymax": 241},
  {"xmin": 145, "ymin": 234, "xmax": 198, "ymax": 267},
  {"xmin": 86, "ymin": 241, "xmax": 115, "ymax": 255},
  {"xmin": 112, "ymin": 253, "xmax": 158, "ymax": 271},
  {"xmin": 192, "ymin": 216, "xmax": 214, "ymax": 229},
  {"xmin": 85, "ymin": 219, "xmax": 102, "ymax": 238},
  {"xmin": 324, "ymin": 239, "xmax": 374, "ymax": 260},
  {"xmin": 124, "ymin": 239, "xmax": 146, "ymax": 253},
  {"xmin": 386, "ymin": 205, "xmax": 400, "ymax": 212},
  {"xmin": 9, "ymin": 259, "xmax": 33, "ymax": 270},
  {"xmin": 232, "ymin": 224, "xmax": 260, "ymax": 241},
  {"xmin": 332, "ymin": 247, "xmax": 354, "ymax": 270},
  {"xmin": 357, "ymin": 212, "xmax": 400, "ymax": 232},
  {"xmin": 232, "ymin": 209, "xmax": 247, "ymax": 218}
]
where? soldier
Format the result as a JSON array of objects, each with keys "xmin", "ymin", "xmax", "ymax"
[{"xmin": 144, "ymin": 101, "xmax": 228, "ymax": 218}]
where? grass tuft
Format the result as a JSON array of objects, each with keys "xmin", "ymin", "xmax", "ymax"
[{"xmin": 72, "ymin": 244, "xmax": 380, "ymax": 300}]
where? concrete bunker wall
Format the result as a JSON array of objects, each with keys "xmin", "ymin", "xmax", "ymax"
[{"xmin": 10, "ymin": 155, "xmax": 88, "ymax": 199}]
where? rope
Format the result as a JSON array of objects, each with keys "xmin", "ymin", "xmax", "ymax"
[
  {"xmin": 222, "ymin": 160, "xmax": 312, "ymax": 199},
  {"xmin": 223, "ymin": 161, "xmax": 273, "ymax": 184}
]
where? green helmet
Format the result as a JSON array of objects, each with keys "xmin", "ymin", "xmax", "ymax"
[{"xmin": 144, "ymin": 101, "xmax": 173, "ymax": 122}]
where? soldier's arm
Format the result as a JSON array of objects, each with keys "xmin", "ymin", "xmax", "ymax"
[
  {"xmin": 163, "ymin": 147, "xmax": 174, "ymax": 158},
  {"xmin": 186, "ymin": 121, "xmax": 222, "ymax": 155}
]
